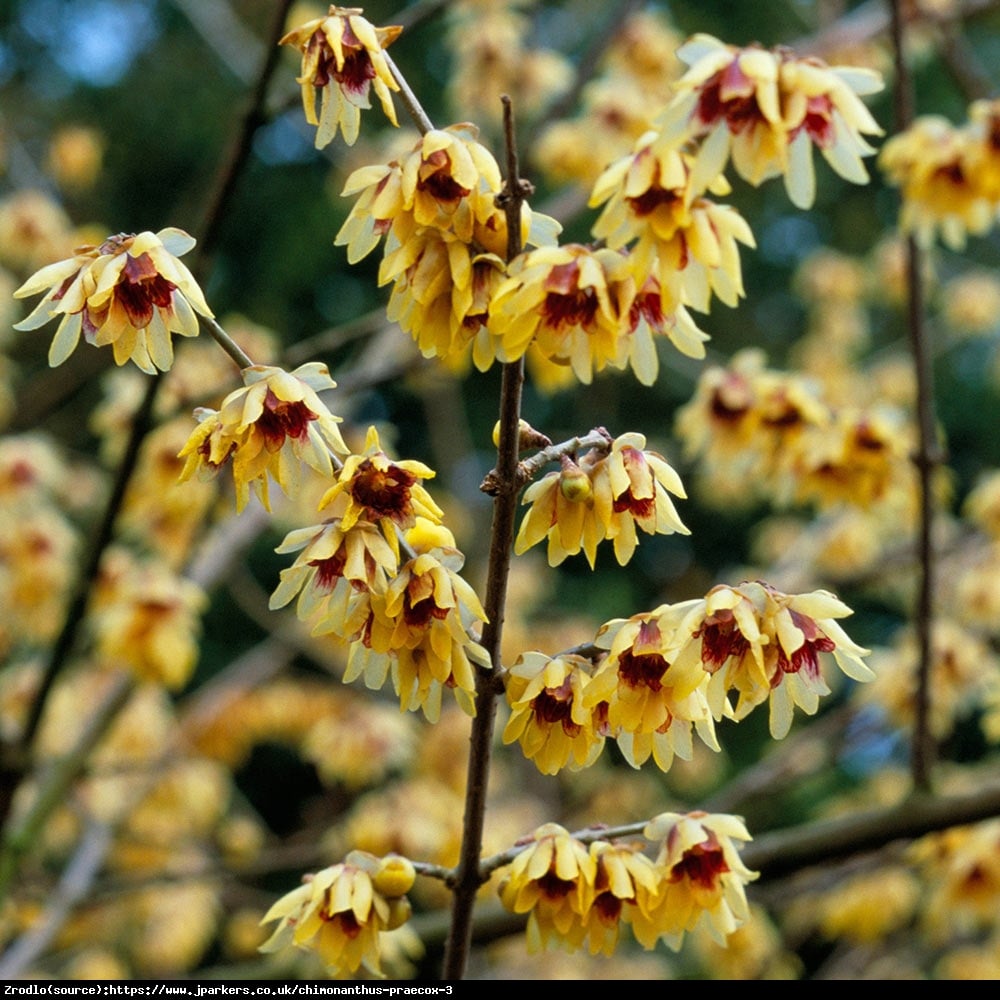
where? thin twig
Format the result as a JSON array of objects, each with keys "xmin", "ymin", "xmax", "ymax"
[
  {"xmin": 441, "ymin": 94, "xmax": 530, "ymax": 981},
  {"xmin": 383, "ymin": 50, "xmax": 435, "ymax": 136},
  {"xmin": 889, "ymin": 0, "xmax": 939, "ymax": 793}
]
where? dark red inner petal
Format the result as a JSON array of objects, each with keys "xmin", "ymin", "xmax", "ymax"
[
  {"xmin": 257, "ymin": 389, "xmax": 318, "ymax": 450},
  {"xmin": 670, "ymin": 837, "xmax": 730, "ymax": 888},
  {"xmin": 618, "ymin": 649, "xmax": 669, "ymax": 691},
  {"xmin": 350, "ymin": 459, "xmax": 418, "ymax": 521},
  {"xmin": 115, "ymin": 253, "xmax": 177, "ymax": 328},
  {"xmin": 533, "ymin": 679, "xmax": 582, "ymax": 737},
  {"xmin": 696, "ymin": 609, "xmax": 750, "ymax": 670}
]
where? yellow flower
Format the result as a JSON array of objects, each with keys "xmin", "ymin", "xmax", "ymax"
[
  {"xmin": 667, "ymin": 580, "xmax": 873, "ymax": 738},
  {"xmin": 178, "ymin": 363, "xmax": 348, "ymax": 512},
  {"xmin": 589, "ymin": 133, "xmax": 755, "ymax": 314},
  {"xmin": 269, "ymin": 519, "xmax": 398, "ymax": 633},
  {"xmin": 260, "ymin": 851, "xmax": 415, "ymax": 977},
  {"xmin": 14, "ymin": 228, "xmax": 212, "ymax": 373},
  {"xmin": 879, "ymin": 115, "xmax": 995, "ymax": 250},
  {"xmin": 580, "ymin": 841, "xmax": 663, "ymax": 956},
  {"xmin": 336, "ymin": 124, "xmax": 503, "ymax": 261},
  {"xmin": 515, "ymin": 452, "xmax": 606, "ymax": 568},
  {"xmin": 318, "ymin": 426, "xmax": 442, "ymax": 560},
  {"xmin": 592, "ymin": 432, "xmax": 690, "ymax": 566},
  {"xmin": 485, "ymin": 244, "xmax": 634, "ymax": 384},
  {"xmin": 586, "ymin": 610, "xmax": 718, "ymax": 772},
  {"xmin": 343, "ymin": 521, "xmax": 488, "ymax": 722},
  {"xmin": 280, "ymin": 6, "xmax": 402, "ymax": 147},
  {"xmin": 658, "ymin": 34, "xmax": 883, "ymax": 208},
  {"xmin": 497, "ymin": 823, "xmax": 597, "ymax": 954},
  {"xmin": 91, "ymin": 550, "xmax": 207, "ymax": 690},
  {"xmin": 644, "ymin": 810, "xmax": 758, "ymax": 949},
  {"xmin": 379, "ymin": 225, "xmax": 506, "ymax": 368},
  {"xmin": 502, "ymin": 652, "xmax": 606, "ymax": 774}
]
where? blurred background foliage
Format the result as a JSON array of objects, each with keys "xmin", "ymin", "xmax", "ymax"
[{"xmin": 3, "ymin": 0, "xmax": 1000, "ymax": 981}]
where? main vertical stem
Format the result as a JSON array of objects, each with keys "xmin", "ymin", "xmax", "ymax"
[
  {"xmin": 889, "ymin": 0, "xmax": 937, "ymax": 791},
  {"xmin": 442, "ymin": 96, "xmax": 528, "ymax": 980}
]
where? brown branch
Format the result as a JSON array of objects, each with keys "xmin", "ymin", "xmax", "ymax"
[
  {"xmin": 889, "ymin": 0, "xmax": 940, "ymax": 793},
  {"xmin": 441, "ymin": 94, "xmax": 530, "ymax": 981}
]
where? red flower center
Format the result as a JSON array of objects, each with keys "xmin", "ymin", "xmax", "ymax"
[
  {"xmin": 350, "ymin": 459, "xmax": 417, "ymax": 522},
  {"xmin": 257, "ymin": 389, "xmax": 317, "ymax": 450},
  {"xmin": 533, "ymin": 679, "xmax": 582, "ymax": 736},
  {"xmin": 696, "ymin": 609, "xmax": 750, "ymax": 670},
  {"xmin": 115, "ymin": 252, "xmax": 177, "ymax": 328},
  {"xmin": 695, "ymin": 57, "xmax": 765, "ymax": 135},
  {"xmin": 670, "ymin": 838, "xmax": 730, "ymax": 889},
  {"xmin": 618, "ymin": 649, "xmax": 669, "ymax": 691}
]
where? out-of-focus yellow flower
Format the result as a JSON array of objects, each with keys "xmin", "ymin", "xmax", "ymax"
[
  {"xmin": 586, "ymin": 610, "xmax": 718, "ymax": 771},
  {"xmin": 658, "ymin": 34, "xmax": 883, "ymax": 208},
  {"xmin": 815, "ymin": 866, "xmax": 920, "ymax": 944},
  {"xmin": 445, "ymin": 0, "xmax": 572, "ymax": 128},
  {"xmin": 666, "ymin": 580, "xmax": 873, "ymax": 738},
  {"xmin": 47, "ymin": 125, "xmax": 104, "ymax": 192},
  {"xmin": 280, "ymin": 6, "xmax": 401, "ymax": 147},
  {"xmin": 178, "ymin": 362, "xmax": 347, "ymax": 512},
  {"xmin": 964, "ymin": 470, "xmax": 1000, "ymax": 540},
  {"xmin": 793, "ymin": 407, "xmax": 913, "ymax": 510},
  {"xmin": 318, "ymin": 426, "xmax": 441, "ymax": 559},
  {"xmin": 14, "ymin": 229, "xmax": 212, "ymax": 373},
  {"xmin": 880, "ymin": 115, "xmax": 995, "ymax": 250},
  {"xmin": 590, "ymin": 133, "xmax": 755, "ymax": 314},
  {"xmin": 260, "ymin": 851, "xmax": 415, "ymax": 977},
  {"xmin": 864, "ymin": 619, "xmax": 1000, "ymax": 740},
  {"xmin": 91, "ymin": 550, "xmax": 207, "ymax": 690},
  {"xmin": 911, "ymin": 820, "xmax": 1000, "ymax": 940},
  {"xmin": 498, "ymin": 823, "xmax": 597, "ymax": 954},
  {"xmin": 0, "ymin": 189, "xmax": 74, "ymax": 272},
  {"xmin": 644, "ymin": 811, "xmax": 757, "ymax": 949},
  {"xmin": 502, "ymin": 652, "xmax": 606, "ymax": 774},
  {"xmin": 940, "ymin": 270, "xmax": 1000, "ymax": 336}
]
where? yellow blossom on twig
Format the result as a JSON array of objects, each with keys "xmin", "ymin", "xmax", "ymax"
[
  {"xmin": 280, "ymin": 6, "xmax": 402, "ymax": 147},
  {"xmin": 14, "ymin": 228, "xmax": 212, "ymax": 373}
]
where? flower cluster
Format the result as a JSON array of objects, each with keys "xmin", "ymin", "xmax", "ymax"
[
  {"xmin": 337, "ymin": 124, "xmax": 558, "ymax": 370},
  {"xmin": 880, "ymin": 99, "xmax": 1000, "ymax": 249},
  {"xmin": 280, "ymin": 6, "xmax": 402, "ymax": 148},
  {"xmin": 260, "ymin": 851, "xmax": 416, "ymax": 977},
  {"xmin": 657, "ymin": 34, "xmax": 884, "ymax": 209},
  {"xmin": 676, "ymin": 349, "xmax": 915, "ymax": 513},
  {"xmin": 177, "ymin": 363, "xmax": 348, "ymax": 512},
  {"xmin": 270, "ymin": 429, "xmax": 488, "ymax": 721},
  {"xmin": 515, "ymin": 432, "xmax": 689, "ymax": 568},
  {"xmin": 665, "ymin": 580, "xmax": 873, "ymax": 738},
  {"xmin": 504, "ymin": 579, "xmax": 871, "ymax": 774},
  {"xmin": 497, "ymin": 813, "xmax": 756, "ymax": 955},
  {"xmin": 14, "ymin": 228, "xmax": 212, "ymax": 373}
]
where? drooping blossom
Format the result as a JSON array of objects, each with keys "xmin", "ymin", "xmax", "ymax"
[
  {"xmin": 644, "ymin": 811, "xmax": 758, "ymax": 948},
  {"xmin": 260, "ymin": 851, "xmax": 415, "ymax": 977},
  {"xmin": 14, "ymin": 229, "xmax": 212, "ymax": 373},
  {"xmin": 657, "ymin": 34, "xmax": 883, "ymax": 209},
  {"xmin": 280, "ymin": 6, "xmax": 402, "ymax": 147},
  {"xmin": 177, "ymin": 363, "xmax": 348, "ymax": 512}
]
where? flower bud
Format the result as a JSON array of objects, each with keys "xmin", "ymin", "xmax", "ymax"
[
  {"xmin": 373, "ymin": 854, "xmax": 417, "ymax": 898},
  {"xmin": 492, "ymin": 419, "xmax": 553, "ymax": 451},
  {"xmin": 559, "ymin": 462, "xmax": 592, "ymax": 503}
]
